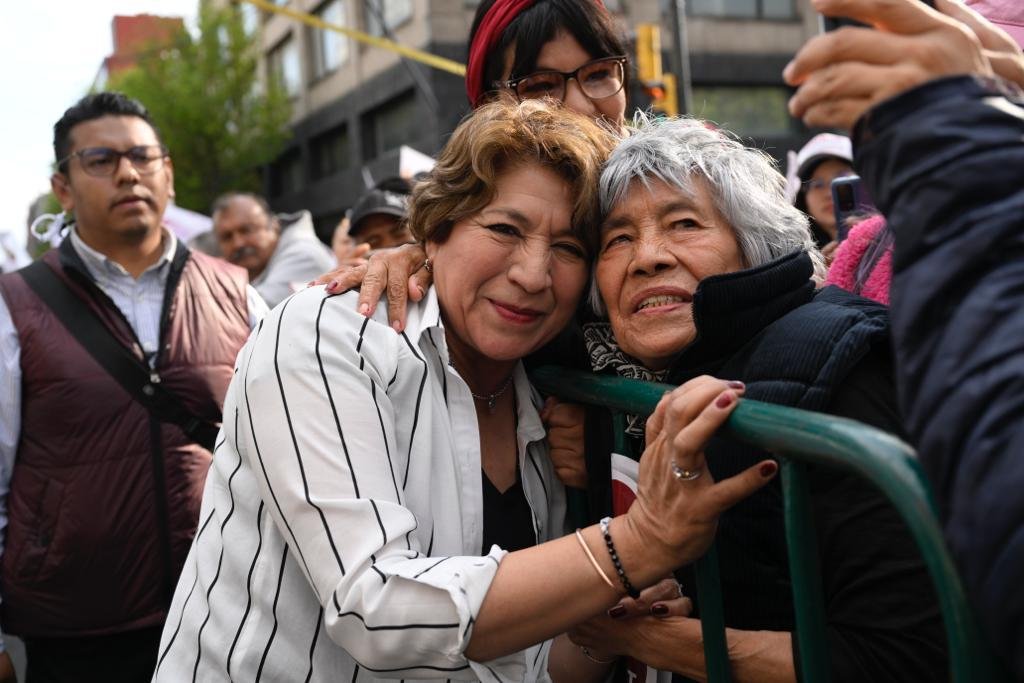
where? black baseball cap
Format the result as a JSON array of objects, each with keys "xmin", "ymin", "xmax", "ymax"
[{"xmin": 349, "ymin": 189, "xmax": 408, "ymax": 237}]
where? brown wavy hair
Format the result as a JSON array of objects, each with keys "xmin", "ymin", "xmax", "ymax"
[{"xmin": 407, "ymin": 97, "xmax": 619, "ymax": 257}]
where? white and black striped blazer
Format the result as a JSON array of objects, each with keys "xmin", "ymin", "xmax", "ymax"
[{"xmin": 153, "ymin": 285, "xmax": 568, "ymax": 682}]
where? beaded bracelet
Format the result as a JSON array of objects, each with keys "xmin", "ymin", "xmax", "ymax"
[{"xmin": 599, "ymin": 516, "xmax": 640, "ymax": 599}]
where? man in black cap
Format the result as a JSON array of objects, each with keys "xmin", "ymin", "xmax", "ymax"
[{"xmin": 348, "ymin": 178, "xmax": 413, "ymax": 251}]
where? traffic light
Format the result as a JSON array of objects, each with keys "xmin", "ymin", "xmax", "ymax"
[
  {"xmin": 635, "ymin": 24, "xmax": 662, "ymax": 84},
  {"xmin": 635, "ymin": 23, "xmax": 676, "ymax": 117}
]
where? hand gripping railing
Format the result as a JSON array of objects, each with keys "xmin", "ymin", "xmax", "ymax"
[{"xmin": 530, "ymin": 365, "xmax": 1004, "ymax": 683}]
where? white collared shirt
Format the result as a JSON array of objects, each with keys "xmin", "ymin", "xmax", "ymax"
[{"xmin": 153, "ymin": 285, "xmax": 567, "ymax": 682}]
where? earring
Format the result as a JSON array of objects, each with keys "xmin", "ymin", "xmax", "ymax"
[{"xmin": 424, "ymin": 258, "xmax": 433, "ymax": 273}]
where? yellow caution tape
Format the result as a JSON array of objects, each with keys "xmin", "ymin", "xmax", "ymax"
[{"xmin": 240, "ymin": 0, "xmax": 467, "ymax": 77}]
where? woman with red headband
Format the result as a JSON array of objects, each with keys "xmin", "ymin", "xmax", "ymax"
[
  {"xmin": 466, "ymin": 0, "xmax": 629, "ymax": 127},
  {"xmin": 319, "ymin": 0, "xmax": 633, "ymax": 319}
]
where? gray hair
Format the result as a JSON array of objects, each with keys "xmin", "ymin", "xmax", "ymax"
[{"xmin": 589, "ymin": 112, "xmax": 824, "ymax": 314}]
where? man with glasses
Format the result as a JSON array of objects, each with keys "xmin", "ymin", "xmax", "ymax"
[{"xmin": 0, "ymin": 92, "xmax": 266, "ymax": 681}]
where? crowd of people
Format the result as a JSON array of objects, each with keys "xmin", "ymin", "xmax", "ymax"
[{"xmin": 1, "ymin": 0, "xmax": 1022, "ymax": 681}]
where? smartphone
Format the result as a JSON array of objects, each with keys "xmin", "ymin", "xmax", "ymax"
[
  {"xmin": 820, "ymin": 0, "xmax": 934, "ymax": 32},
  {"xmin": 831, "ymin": 175, "xmax": 874, "ymax": 242}
]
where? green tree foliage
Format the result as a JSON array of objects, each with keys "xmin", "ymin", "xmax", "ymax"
[{"xmin": 112, "ymin": 3, "xmax": 291, "ymax": 213}]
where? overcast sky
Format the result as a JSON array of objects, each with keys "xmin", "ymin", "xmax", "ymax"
[{"xmin": 0, "ymin": 1, "xmax": 200, "ymax": 246}]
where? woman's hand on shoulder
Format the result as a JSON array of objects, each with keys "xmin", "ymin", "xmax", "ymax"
[
  {"xmin": 626, "ymin": 376, "xmax": 778, "ymax": 570},
  {"xmin": 309, "ymin": 243, "xmax": 430, "ymax": 333},
  {"xmin": 540, "ymin": 397, "xmax": 587, "ymax": 489}
]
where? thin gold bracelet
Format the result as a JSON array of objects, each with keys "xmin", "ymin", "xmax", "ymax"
[{"xmin": 575, "ymin": 528, "xmax": 616, "ymax": 590}]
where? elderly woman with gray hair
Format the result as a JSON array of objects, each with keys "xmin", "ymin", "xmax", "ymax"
[{"xmin": 566, "ymin": 116, "xmax": 947, "ymax": 682}]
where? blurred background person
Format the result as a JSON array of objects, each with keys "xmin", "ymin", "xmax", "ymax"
[
  {"xmin": 329, "ymin": 211, "xmax": 370, "ymax": 267},
  {"xmin": 347, "ymin": 177, "xmax": 413, "ymax": 252},
  {"xmin": 212, "ymin": 192, "xmax": 335, "ymax": 308},
  {"xmin": 785, "ymin": 133, "xmax": 854, "ymax": 260}
]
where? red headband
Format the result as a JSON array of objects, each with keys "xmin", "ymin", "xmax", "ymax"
[{"xmin": 465, "ymin": 0, "xmax": 606, "ymax": 108}]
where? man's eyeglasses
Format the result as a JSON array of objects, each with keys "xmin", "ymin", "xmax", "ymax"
[
  {"xmin": 59, "ymin": 145, "xmax": 169, "ymax": 178},
  {"xmin": 495, "ymin": 56, "xmax": 628, "ymax": 103}
]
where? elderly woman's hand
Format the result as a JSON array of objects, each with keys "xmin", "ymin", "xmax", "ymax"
[
  {"xmin": 784, "ymin": 0, "xmax": 1024, "ymax": 130},
  {"xmin": 567, "ymin": 578, "xmax": 693, "ymax": 663},
  {"xmin": 540, "ymin": 398, "xmax": 587, "ymax": 489},
  {"xmin": 310, "ymin": 243, "xmax": 431, "ymax": 332},
  {"xmin": 622, "ymin": 376, "xmax": 778, "ymax": 571}
]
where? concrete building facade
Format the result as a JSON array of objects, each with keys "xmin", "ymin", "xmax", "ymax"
[{"xmin": 244, "ymin": 0, "xmax": 821, "ymax": 242}]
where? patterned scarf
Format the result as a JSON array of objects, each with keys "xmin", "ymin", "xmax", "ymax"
[{"xmin": 582, "ymin": 321, "xmax": 667, "ymax": 438}]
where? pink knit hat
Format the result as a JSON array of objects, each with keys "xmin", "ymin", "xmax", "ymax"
[{"xmin": 966, "ymin": 0, "xmax": 1024, "ymax": 49}]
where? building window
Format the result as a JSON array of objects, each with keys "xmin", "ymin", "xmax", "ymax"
[
  {"xmin": 272, "ymin": 148, "xmax": 305, "ymax": 196},
  {"xmin": 269, "ymin": 35, "xmax": 302, "ymax": 98},
  {"xmin": 361, "ymin": 90, "xmax": 417, "ymax": 161},
  {"xmin": 312, "ymin": 124, "xmax": 350, "ymax": 178},
  {"xmin": 690, "ymin": 86, "xmax": 795, "ymax": 138},
  {"xmin": 311, "ymin": 0, "xmax": 348, "ymax": 79},
  {"xmin": 688, "ymin": 0, "xmax": 795, "ymax": 20},
  {"xmin": 365, "ymin": 0, "xmax": 412, "ymax": 36}
]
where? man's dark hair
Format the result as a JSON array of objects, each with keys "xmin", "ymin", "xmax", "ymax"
[
  {"xmin": 53, "ymin": 92, "xmax": 162, "ymax": 174},
  {"xmin": 211, "ymin": 192, "xmax": 275, "ymax": 224},
  {"xmin": 469, "ymin": 0, "xmax": 628, "ymax": 102}
]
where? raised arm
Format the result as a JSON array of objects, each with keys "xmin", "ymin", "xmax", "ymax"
[{"xmin": 856, "ymin": 75, "xmax": 1024, "ymax": 677}]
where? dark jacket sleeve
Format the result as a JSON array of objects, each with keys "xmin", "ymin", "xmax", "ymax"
[{"xmin": 854, "ymin": 75, "xmax": 1024, "ymax": 677}]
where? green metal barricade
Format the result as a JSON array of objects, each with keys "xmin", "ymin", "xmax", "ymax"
[{"xmin": 530, "ymin": 365, "xmax": 1004, "ymax": 683}]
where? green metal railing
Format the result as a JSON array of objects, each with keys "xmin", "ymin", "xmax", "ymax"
[{"xmin": 530, "ymin": 366, "xmax": 1003, "ymax": 683}]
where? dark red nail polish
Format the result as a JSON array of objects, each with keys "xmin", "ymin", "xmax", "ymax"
[
  {"xmin": 715, "ymin": 392, "xmax": 734, "ymax": 409},
  {"xmin": 726, "ymin": 381, "xmax": 745, "ymax": 390},
  {"xmin": 760, "ymin": 461, "xmax": 778, "ymax": 478},
  {"xmin": 651, "ymin": 603, "xmax": 669, "ymax": 617},
  {"xmin": 607, "ymin": 605, "xmax": 627, "ymax": 619}
]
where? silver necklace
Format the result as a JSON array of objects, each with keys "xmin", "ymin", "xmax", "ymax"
[{"xmin": 449, "ymin": 358, "xmax": 514, "ymax": 412}]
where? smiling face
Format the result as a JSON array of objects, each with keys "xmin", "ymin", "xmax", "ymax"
[
  {"xmin": 51, "ymin": 115, "xmax": 173, "ymax": 248},
  {"xmin": 426, "ymin": 162, "xmax": 588, "ymax": 371},
  {"xmin": 596, "ymin": 177, "xmax": 745, "ymax": 370},
  {"xmin": 502, "ymin": 31, "xmax": 627, "ymax": 126}
]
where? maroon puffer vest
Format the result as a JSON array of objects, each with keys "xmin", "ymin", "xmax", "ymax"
[{"xmin": 0, "ymin": 238, "xmax": 251, "ymax": 637}]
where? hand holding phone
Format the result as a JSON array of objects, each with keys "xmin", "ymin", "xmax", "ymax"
[
  {"xmin": 831, "ymin": 175, "xmax": 875, "ymax": 242},
  {"xmin": 787, "ymin": 0, "xmax": 992, "ymax": 130},
  {"xmin": 819, "ymin": 0, "xmax": 935, "ymax": 34}
]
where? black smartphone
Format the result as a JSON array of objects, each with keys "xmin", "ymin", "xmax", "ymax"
[
  {"xmin": 820, "ymin": 0, "xmax": 934, "ymax": 32},
  {"xmin": 831, "ymin": 175, "xmax": 874, "ymax": 242}
]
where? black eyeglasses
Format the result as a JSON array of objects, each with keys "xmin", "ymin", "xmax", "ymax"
[
  {"xmin": 59, "ymin": 145, "xmax": 169, "ymax": 177},
  {"xmin": 495, "ymin": 56, "xmax": 628, "ymax": 103}
]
